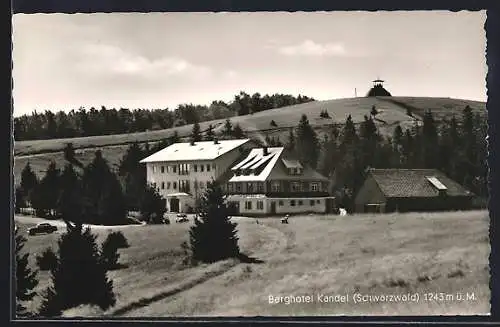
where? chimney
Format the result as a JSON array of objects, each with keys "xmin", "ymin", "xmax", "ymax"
[
  {"xmin": 214, "ymin": 138, "xmax": 219, "ymax": 144},
  {"xmin": 263, "ymin": 146, "xmax": 269, "ymax": 156}
]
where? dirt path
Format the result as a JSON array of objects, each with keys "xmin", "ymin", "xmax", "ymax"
[{"xmin": 110, "ymin": 219, "xmax": 291, "ymax": 317}]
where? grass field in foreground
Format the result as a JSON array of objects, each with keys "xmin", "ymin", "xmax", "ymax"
[{"xmin": 16, "ymin": 210, "xmax": 490, "ymax": 317}]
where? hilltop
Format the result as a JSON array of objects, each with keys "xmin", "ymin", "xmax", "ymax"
[{"xmin": 14, "ymin": 96, "xmax": 486, "ymax": 156}]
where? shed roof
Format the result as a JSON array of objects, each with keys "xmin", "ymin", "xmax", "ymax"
[{"xmin": 368, "ymin": 169, "xmax": 473, "ymax": 198}]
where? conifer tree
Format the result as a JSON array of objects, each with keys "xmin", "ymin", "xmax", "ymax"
[
  {"xmin": 189, "ymin": 181, "xmax": 240, "ymax": 263},
  {"xmin": 422, "ymin": 110, "xmax": 439, "ymax": 168},
  {"xmin": 223, "ymin": 119, "xmax": 233, "ymax": 137},
  {"xmin": 81, "ymin": 151, "xmax": 127, "ymax": 225},
  {"xmin": 15, "ymin": 229, "xmax": 38, "ymax": 317},
  {"xmin": 191, "ymin": 122, "xmax": 202, "ymax": 142},
  {"xmin": 139, "ymin": 183, "xmax": 167, "ymax": 224},
  {"xmin": 57, "ymin": 163, "xmax": 84, "ymax": 225},
  {"xmin": 232, "ymin": 124, "xmax": 245, "ymax": 138},
  {"xmin": 204, "ymin": 124, "xmax": 215, "ymax": 141},
  {"xmin": 38, "ymin": 161, "xmax": 61, "ymax": 217},
  {"xmin": 20, "ymin": 162, "xmax": 38, "ymax": 207},
  {"xmin": 296, "ymin": 114, "xmax": 320, "ymax": 168},
  {"xmin": 38, "ymin": 225, "xmax": 115, "ymax": 317},
  {"xmin": 118, "ymin": 142, "xmax": 146, "ymax": 211},
  {"xmin": 286, "ymin": 128, "xmax": 295, "ymax": 152}
]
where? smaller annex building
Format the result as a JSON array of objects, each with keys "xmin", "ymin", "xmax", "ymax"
[
  {"xmin": 221, "ymin": 146, "xmax": 336, "ymax": 216},
  {"xmin": 354, "ymin": 168, "xmax": 475, "ymax": 213}
]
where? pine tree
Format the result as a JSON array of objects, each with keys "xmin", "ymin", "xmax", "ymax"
[
  {"xmin": 20, "ymin": 162, "xmax": 38, "ymax": 207},
  {"xmin": 39, "ymin": 225, "xmax": 115, "ymax": 317},
  {"xmin": 296, "ymin": 114, "xmax": 320, "ymax": 168},
  {"xmin": 63, "ymin": 143, "xmax": 83, "ymax": 168},
  {"xmin": 140, "ymin": 183, "xmax": 167, "ymax": 224},
  {"xmin": 118, "ymin": 142, "xmax": 146, "ymax": 211},
  {"xmin": 286, "ymin": 128, "xmax": 295, "ymax": 152},
  {"xmin": 232, "ymin": 124, "xmax": 245, "ymax": 138},
  {"xmin": 15, "ymin": 186, "xmax": 26, "ymax": 214},
  {"xmin": 189, "ymin": 181, "xmax": 240, "ymax": 263},
  {"xmin": 422, "ymin": 110, "xmax": 439, "ymax": 168},
  {"xmin": 81, "ymin": 151, "xmax": 127, "ymax": 225},
  {"xmin": 57, "ymin": 164, "xmax": 84, "ymax": 226},
  {"xmin": 223, "ymin": 119, "xmax": 232, "ymax": 137},
  {"xmin": 169, "ymin": 130, "xmax": 180, "ymax": 144},
  {"xmin": 15, "ymin": 229, "xmax": 38, "ymax": 317},
  {"xmin": 204, "ymin": 124, "xmax": 215, "ymax": 141},
  {"xmin": 37, "ymin": 161, "xmax": 61, "ymax": 217},
  {"xmin": 191, "ymin": 122, "xmax": 202, "ymax": 143}
]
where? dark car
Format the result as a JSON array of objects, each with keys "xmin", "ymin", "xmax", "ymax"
[{"xmin": 28, "ymin": 223, "xmax": 57, "ymax": 235}]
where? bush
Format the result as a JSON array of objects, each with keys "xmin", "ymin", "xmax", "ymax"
[
  {"xmin": 36, "ymin": 248, "xmax": 58, "ymax": 271},
  {"xmin": 106, "ymin": 231, "xmax": 129, "ymax": 249},
  {"xmin": 100, "ymin": 234, "xmax": 121, "ymax": 271},
  {"xmin": 270, "ymin": 120, "xmax": 278, "ymax": 127}
]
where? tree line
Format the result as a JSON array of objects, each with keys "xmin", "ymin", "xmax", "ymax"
[
  {"xmin": 284, "ymin": 105, "xmax": 487, "ymax": 211},
  {"xmin": 14, "ymin": 92, "xmax": 314, "ymax": 141}
]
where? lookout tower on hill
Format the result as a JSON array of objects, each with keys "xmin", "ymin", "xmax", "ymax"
[{"xmin": 367, "ymin": 79, "xmax": 392, "ymax": 97}]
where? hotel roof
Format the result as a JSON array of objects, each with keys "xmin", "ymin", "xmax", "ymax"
[{"xmin": 140, "ymin": 139, "xmax": 250, "ymax": 163}]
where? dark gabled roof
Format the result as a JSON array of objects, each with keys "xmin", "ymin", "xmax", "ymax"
[{"xmin": 368, "ymin": 169, "xmax": 473, "ymax": 198}]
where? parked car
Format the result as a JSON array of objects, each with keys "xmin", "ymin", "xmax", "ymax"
[
  {"xmin": 28, "ymin": 223, "xmax": 57, "ymax": 236},
  {"xmin": 176, "ymin": 213, "xmax": 189, "ymax": 223}
]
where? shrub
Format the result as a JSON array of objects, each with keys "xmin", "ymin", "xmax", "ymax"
[
  {"xmin": 15, "ymin": 229, "xmax": 38, "ymax": 317},
  {"xmin": 270, "ymin": 120, "xmax": 278, "ymax": 127},
  {"xmin": 106, "ymin": 231, "xmax": 130, "ymax": 249},
  {"xmin": 100, "ymin": 235, "xmax": 121, "ymax": 271},
  {"xmin": 36, "ymin": 248, "xmax": 58, "ymax": 271}
]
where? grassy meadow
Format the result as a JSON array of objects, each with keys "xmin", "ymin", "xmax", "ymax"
[{"xmin": 16, "ymin": 210, "xmax": 490, "ymax": 317}]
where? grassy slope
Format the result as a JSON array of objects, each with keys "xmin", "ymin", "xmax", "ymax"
[
  {"xmin": 14, "ymin": 96, "xmax": 486, "ymax": 156},
  {"xmin": 17, "ymin": 210, "xmax": 490, "ymax": 317},
  {"xmin": 13, "ymin": 96, "xmax": 486, "ymax": 185}
]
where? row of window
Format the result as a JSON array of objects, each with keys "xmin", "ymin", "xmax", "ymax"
[
  {"xmin": 242, "ymin": 199, "xmax": 322, "ymax": 210},
  {"xmin": 153, "ymin": 163, "xmax": 216, "ymax": 174},
  {"xmin": 228, "ymin": 182, "xmax": 320, "ymax": 193},
  {"xmin": 159, "ymin": 180, "xmax": 208, "ymax": 191}
]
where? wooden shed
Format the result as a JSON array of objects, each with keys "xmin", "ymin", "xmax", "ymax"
[{"xmin": 354, "ymin": 169, "xmax": 474, "ymax": 213}]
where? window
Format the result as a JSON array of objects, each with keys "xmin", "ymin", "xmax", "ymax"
[
  {"xmin": 298, "ymin": 200, "xmax": 303, "ymax": 206},
  {"xmin": 271, "ymin": 182, "xmax": 280, "ymax": 192},
  {"xmin": 161, "ymin": 182, "xmax": 165, "ymax": 189},
  {"xmin": 311, "ymin": 183, "xmax": 318, "ymax": 191},
  {"xmin": 236, "ymin": 183, "xmax": 242, "ymax": 192},
  {"xmin": 228, "ymin": 183, "xmax": 234, "ymax": 192},
  {"xmin": 201, "ymin": 165, "xmax": 204, "ymax": 172},
  {"xmin": 212, "ymin": 164, "xmax": 216, "ymax": 170},
  {"xmin": 291, "ymin": 182, "xmax": 301, "ymax": 192},
  {"xmin": 167, "ymin": 182, "xmax": 171, "ymax": 189},
  {"xmin": 245, "ymin": 201, "xmax": 253, "ymax": 210},
  {"xmin": 153, "ymin": 166, "xmax": 157, "ymax": 173},
  {"xmin": 290, "ymin": 200, "xmax": 296, "ymax": 206},
  {"xmin": 161, "ymin": 166, "xmax": 165, "ymax": 173},
  {"xmin": 194, "ymin": 164, "xmax": 198, "ymax": 172},
  {"xmin": 279, "ymin": 200, "xmax": 284, "ymax": 206},
  {"xmin": 258, "ymin": 183, "xmax": 264, "ymax": 192},
  {"xmin": 173, "ymin": 182, "xmax": 177, "ymax": 189},
  {"xmin": 172, "ymin": 165, "xmax": 177, "ymax": 173},
  {"xmin": 310, "ymin": 200, "xmax": 315, "ymax": 206},
  {"xmin": 257, "ymin": 201, "xmax": 264, "ymax": 210},
  {"xmin": 317, "ymin": 199, "xmax": 321, "ymax": 204},
  {"xmin": 207, "ymin": 164, "xmax": 211, "ymax": 172},
  {"xmin": 247, "ymin": 182, "xmax": 254, "ymax": 193}
]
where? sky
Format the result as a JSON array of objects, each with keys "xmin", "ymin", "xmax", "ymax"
[{"xmin": 12, "ymin": 11, "xmax": 487, "ymax": 117}]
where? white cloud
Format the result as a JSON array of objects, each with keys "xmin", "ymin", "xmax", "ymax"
[
  {"xmin": 75, "ymin": 43, "xmax": 212, "ymax": 79},
  {"xmin": 277, "ymin": 40, "xmax": 347, "ymax": 57}
]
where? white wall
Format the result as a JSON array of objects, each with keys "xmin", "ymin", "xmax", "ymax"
[{"xmin": 226, "ymin": 195, "xmax": 331, "ymax": 215}]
